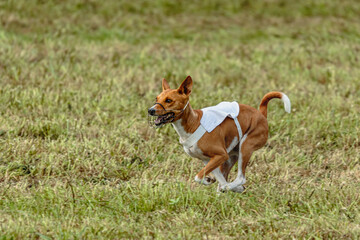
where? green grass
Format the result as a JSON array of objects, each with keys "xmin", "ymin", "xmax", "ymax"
[{"xmin": 0, "ymin": 0, "xmax": 359, "ymax": 238}]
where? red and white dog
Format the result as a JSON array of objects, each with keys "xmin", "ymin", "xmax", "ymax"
[{"xmin": 148, "ymin": 76, "xmax": 291, "ymax": 193}]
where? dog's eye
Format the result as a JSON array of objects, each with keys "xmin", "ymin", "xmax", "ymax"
[{"xmin": 165, "ymin": 99, "xmax": 172, "ymax": 103}]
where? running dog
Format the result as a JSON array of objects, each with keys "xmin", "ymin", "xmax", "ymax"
[{"xmin": 148, "ymin": 76, "xmax": 291, "ymax": 192}]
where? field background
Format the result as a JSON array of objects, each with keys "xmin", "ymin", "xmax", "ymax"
[{"xmin": 0, "ymin": 0, "xmax": 359, "ymax": 239}]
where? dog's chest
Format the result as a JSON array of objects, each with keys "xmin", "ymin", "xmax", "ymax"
[
  {"xmin": 183, "ymin": 143, "xmax": 209, "ymax": 161},
  {"xmin": 172, "ymin": 120, "xmax": 209, "ymax": 161}
]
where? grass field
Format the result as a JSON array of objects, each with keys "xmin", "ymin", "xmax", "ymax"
[{"xmin": 0, "ymin": 0, "xmax": 359, "ymax": 239}]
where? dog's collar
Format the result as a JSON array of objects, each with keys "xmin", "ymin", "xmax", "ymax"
[
  {"xmin": 182, "ymin": 101, "xmax": 190, "ymax": 111},
  {"xmin": 173, "ymin": 100, "xmax": 189, "ymax": 120}
]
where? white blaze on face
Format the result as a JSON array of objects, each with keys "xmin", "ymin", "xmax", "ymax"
[{"xmin": 149, "ymin": 104, "xmax": 163, "ymax": 114}]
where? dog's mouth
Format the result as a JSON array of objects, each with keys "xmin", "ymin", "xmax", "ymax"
[{"xmin": 149, "ymin": 112, "xmax": 175, "ymax": 128}]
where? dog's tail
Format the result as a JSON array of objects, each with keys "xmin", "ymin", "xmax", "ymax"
[{"xmin": 259, "ymin": 92, "xmax": 291, "ymax": 118}]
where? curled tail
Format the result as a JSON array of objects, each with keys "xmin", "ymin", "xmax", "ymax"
[{"xmin": 259, "ymin": 92, "xmax": 291, "ymax": 118}]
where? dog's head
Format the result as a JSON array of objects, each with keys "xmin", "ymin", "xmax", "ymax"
[{"xmin": 148, "ymin": 76, "xmax": 193, "ymax": 127}]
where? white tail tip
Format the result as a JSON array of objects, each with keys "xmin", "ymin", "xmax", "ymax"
[{"xmin": 281, "ymin": 93, "xmax": 291, "ymax": 113}]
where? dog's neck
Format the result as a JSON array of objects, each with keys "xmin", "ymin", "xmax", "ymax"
[{"xmin": 172, "ymin": 104, "xmax": 201, "ymax": 140}]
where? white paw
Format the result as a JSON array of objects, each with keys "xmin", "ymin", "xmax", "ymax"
[
  {"xmin": 218, "ymin": 184, "xmax": 230, "ymax": 192},
  {"xmin": 230, "ymin": 184, "xmax": 245, "ymax": 193},
  {"xmin": 194, "ymin": 175, "xmax": 214, "ymax": 185},
  {"xmin": 219, "ymin": 182, "xmax": 245, "ymax": 193}
]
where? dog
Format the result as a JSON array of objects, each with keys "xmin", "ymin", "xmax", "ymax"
[{"xmin": 148, "ymin": 76, "xmax": 291, "ymax": 193}]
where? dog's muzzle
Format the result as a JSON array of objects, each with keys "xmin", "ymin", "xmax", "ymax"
[
  {"xmin": 148, "ymin": 103, "xmax": 175, "ymax": 128},
  {"xmin": 148, "ymin": 101, "xmax": 189, "ymax": 128}
]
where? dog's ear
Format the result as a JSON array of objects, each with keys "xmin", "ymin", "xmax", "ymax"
[
  {"xmin": 178, "ymin": 76, "xmax": 193, "ymax": 96},
  {"xmin": 162, "ymin": 78, "xmax": 170, "ymax": 91}
]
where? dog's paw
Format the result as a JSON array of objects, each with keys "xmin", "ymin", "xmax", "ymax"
[
  {"xmin": 217, "ymin": 184, "xmax": 227, "ymax": 193},
  {"xmin": 194, "ymin": 175, "xmax": 215, "ymax": 185},
  {"xmin": 205, "ymin": 176, "xmax": 216, "ymax": 184},
  {"xmin": 218, "ymin": 183, "xmax": 245, "ymax": 193},
  {"xmin": 218, "ymin": 184, "xmax": 230, "ymax": 192},
  {"xmin": 225, "ymin": 177, "xmax": 246, "ymax": 193},
  {"xmin": 230, "ymin": 185, "xmax": 245, "ymax": 193}
]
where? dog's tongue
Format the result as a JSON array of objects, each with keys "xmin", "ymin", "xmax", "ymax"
[{"xmin": 154, "ymin": 116, "xmax": 163, "ymax": 124}]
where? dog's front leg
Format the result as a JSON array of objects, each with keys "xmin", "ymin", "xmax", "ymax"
[{"xmin": 194, "ymin": 154, "xmax": 229, "ymax": 187}]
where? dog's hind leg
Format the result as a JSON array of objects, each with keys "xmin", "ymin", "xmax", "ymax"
[
  {"xmin": 217, "ymin": 150, "xmax": 238, "ymax": 191},
  {"xmin": 227, "ymin": 126, "xmax": 268, "ymax": 193},
  {"xmin": 211, "ymin": 167, "xmax": 229, "ymax": 191},
  {"xmin": 222, "ymin": 135, "xmax": 248, "ymax": 193},
  {"xmin": 220, "ymin": 147, "xmax": 239, "ymax": 181}
]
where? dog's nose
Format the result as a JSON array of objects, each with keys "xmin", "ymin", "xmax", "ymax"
[{"xmin": 148, "ymin": 108, "xmax": 155, "ymax": 115}]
